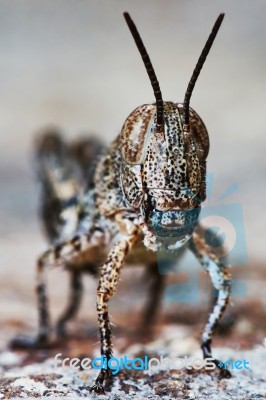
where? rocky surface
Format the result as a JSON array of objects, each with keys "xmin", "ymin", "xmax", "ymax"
[
  {"xmin": 0, "ymin": 258, "xmax": 265, "ymax": 399},
  {"xmin": 0, "ymin": 323, "xmax": 265, "ymax": 399}
]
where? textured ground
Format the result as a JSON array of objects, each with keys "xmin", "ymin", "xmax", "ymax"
[
  {"xmin": 0, "ymin": 284, "xmax": 266, "ymax": 399},
  {"xmin": 0, "ymin": 326, "xmax": 265, "ymax": 399}
]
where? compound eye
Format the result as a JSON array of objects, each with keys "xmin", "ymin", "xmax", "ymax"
[
  {"xmin": 120, "ymin": 104, "xmax": 155, "ymax": 164},
  {"xmin": 177, "ymin": 104, "xmax": 209, "ymax": 161}
]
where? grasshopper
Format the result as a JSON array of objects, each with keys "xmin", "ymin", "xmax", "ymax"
[{"xmin": 14, "ymin": 12, "xmax": 231, "ymax": 394}]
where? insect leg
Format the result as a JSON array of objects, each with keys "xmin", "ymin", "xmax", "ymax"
[
  {"xmin": 35, "ymin": 257, "xmax": 50, "ymax": 344},
  {"xmin": 36, "ymin": 130, "xmax": 83, "ymax": 243},
  {"xmin": 37, "ymin": 227, "xmax": 104, "ymax": 340},
  {"xmin": 189, "ymin": 234, "xmax": 231, "ymax": 378},
  {"xmin": 91, "ymin": 231, "xmax": 138, "ymax": 394},
  {"xmin": 55, "ymin": 260, "xmax": 99, "ymax": 338},
  {"xmin": 11, "ymin": 228, "xmax": 104, "ymax": 349},
  {"xmin": 141, "ymin": 262, "xmax": 164, "ymax": 330},
  {"xmin": 11, "ymin": 256, "xmax": 52, "ymax": 348},
  {"xmin": 55, "ymin": 270, "xmax": 83, "ymax": 337}
]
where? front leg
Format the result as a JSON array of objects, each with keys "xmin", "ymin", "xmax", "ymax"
[
  {"xmin": 189, "ymin": 232, "xmax": 232, "ymax": 378},
  {"xmin": 91, "ymin": 218, "xmax": 138, "ymax": 394}
]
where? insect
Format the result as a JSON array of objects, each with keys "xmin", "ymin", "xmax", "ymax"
[{"xmin": 14, "ymin": 12, "xmax": 231, "ymax": 394}]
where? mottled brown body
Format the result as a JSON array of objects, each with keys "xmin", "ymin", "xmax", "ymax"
[{"xmin": 13, "ymin": 12, "xmax": 231, "ymax": 394}]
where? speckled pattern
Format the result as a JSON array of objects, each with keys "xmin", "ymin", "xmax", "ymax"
[
  {"xmin": 120, "ymin": 103, "xmax": 208, "ymax": 208},
  {"xmin": 30, "ymin": 92, "xmax": 231, "ymax": 393},
  {"xmin": 11, "ymin": 11, "xmax": 232, "ymax": 395}
]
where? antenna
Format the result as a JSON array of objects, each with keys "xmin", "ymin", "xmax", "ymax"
[
  {"xmin": 124, "ymin": 12, "xmax": 164, "ymax": 132},
  {"xmin": 183, "ymin": 13, "xmax": 225, "ymax": 127}
]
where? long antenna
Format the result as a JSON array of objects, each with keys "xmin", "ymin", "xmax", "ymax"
[
  {"xmin": 123, "ymin": 12, "xmax": 164, "ymax": 132},
  {"xmin": 183, "ymin": 13, "xmax": 225, "ymax": 127}
]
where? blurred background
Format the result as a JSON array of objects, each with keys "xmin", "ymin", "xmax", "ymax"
[{"xmin": 0, "ymin": 0, "xmax": 265, "ymax": 358}]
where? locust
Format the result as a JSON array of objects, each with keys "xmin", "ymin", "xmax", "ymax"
[{"xmin": 13, "ymin": 12, "xmax": 231, "ymax": 394}]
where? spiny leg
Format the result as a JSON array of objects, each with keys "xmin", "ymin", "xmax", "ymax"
[
  {"xmin": 55, "ymin": 261, "xmax": 99, "ymax": 338},
  {"xmin": 55, "ymin": 270, "xmax": 83, "ymax": 338},
  {"xmin": 12, "ymin": 228, "xmax": 104, "ymax": 349},
  {"xmin": 37, "ymin": 228, "xmax": 104, "ymax": 345},
  {"xmin": 35, "ymin": 258, "xmax": 51, "ymax": 344},
  {"xmin": 189, "ymin": 234, "xmax": 231, "ymax": 378},
  {"xmin": 11, "ymin": 257, "xmax": 51, "ymax": 349},
  {"xmin": 91, "ymin": 231, "xmax": 138, "ymax": 394}
]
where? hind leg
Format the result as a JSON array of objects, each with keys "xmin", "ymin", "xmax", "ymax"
[
  {"xmin": 37, "ymin": 229, "xmax": 103, "ymax": 345},
  {"xmin": 55, "ymin": 270, "xmax": 83, "ymax": 338},
  {"xmin": 189, "ymin": 234, "xmax": 231, "ymax": 378},
  {"xmin": 141, "ymin": 262, "xmax": 164, "ymax": 329},
  {"xmin": 11, "ymin": 228, "xmax": 104, "ymax": 349},
  {"xmin": 55, "ymin": 261, "xmax": 99, "ymax": 338},
  {"xmin": 11, "ymin": 257, "xmax": 52, "ymax": 348}
]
